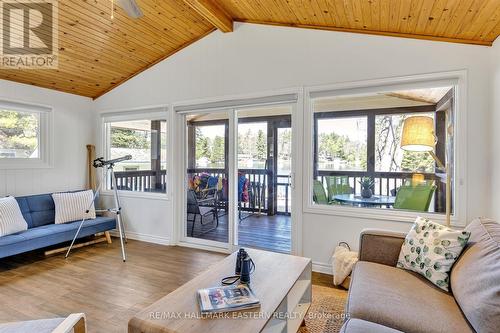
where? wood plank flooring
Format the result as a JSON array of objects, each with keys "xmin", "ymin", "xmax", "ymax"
[
  {"xmin": 0, "ymin": 239, "xmax": 335, "ymax": 333},
  {"xmin": 188, "ymin": 214, "xmax": 292, "ymax": 253},
  {"xmin": 0, "ymin": 240, "xmax": 225, "ymax": 333}
]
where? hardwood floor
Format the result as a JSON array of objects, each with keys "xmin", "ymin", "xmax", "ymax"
[
  {"xmin": 0, "ymin": 240, "xmax": 225, "ymax": 333},
  {"xmin": 188, "ymin": 213, "xmax": 292, "ymax": 253},
  {"xmin": 312, "ymin": 272, "xmax": 338, "ymax": 288},
  {"xmin": 0, "ymin": 239, "xmax": 333, "ymax": 333}
]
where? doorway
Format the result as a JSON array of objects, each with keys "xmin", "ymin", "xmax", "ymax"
[
  {"xmin": 179, "ymin": 103, "xmax": 295, "ymax": 254},
  {"xmin": 235, "ymin": 106, "xmax": 292, "ymax": 253}
]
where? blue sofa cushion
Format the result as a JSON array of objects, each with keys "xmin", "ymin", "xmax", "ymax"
[
  {"xmin": 0, "ymin": 234, "xmax": 25, "ymax": 247},
  {"xmin": 15, "ymin": 194, "xmax": 56, "ymax": 228},
  {"xmin": 0, "ymin": 217, "xmax": 116, "ymax": 259}
]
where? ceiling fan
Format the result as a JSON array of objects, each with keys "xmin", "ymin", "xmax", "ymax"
[{"xmin": 111, "ymin": 0, "xmax": 144, "ymax": 19}]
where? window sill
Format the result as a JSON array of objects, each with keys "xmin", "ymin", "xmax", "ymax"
[
  {"xmin": 100, "ymin": 190, "xmax": 170, "ymax": 201},
  {"xmin": 303, "ymin": 203, "xmax": 464, "ymax": 227}
]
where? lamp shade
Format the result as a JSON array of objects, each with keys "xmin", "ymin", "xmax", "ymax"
[{"xmin": 400, "ymin": 116, "xmax": 436, "ymax": 152}]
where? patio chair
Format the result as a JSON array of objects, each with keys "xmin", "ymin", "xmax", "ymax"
[
  {"xmin": 187, "ymin": 189, "xmax": 219, "ymax": 237},
  {"xmin": 326, "ymin": 176, "xmax": 352, "ymax": 203},
  {"xmin": 313, "ymin": 180, "xmax": 329, "ymax": 205},
  {"xmin": 0, "ymin": 313, "xmax": 86, "ymax": 333},
  {"xmin": 393, "ymin": 182, "xmax": 437, "ymax": 212}
]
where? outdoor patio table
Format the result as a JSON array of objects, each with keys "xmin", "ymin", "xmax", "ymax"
[{"xmin": 333, "ymin": 194, "xmax": 396, "ymax": 208}]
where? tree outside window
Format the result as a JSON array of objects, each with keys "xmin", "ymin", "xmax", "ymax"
[
  {"xmin": 0, "ymin": 110, "xmax": 39, "ymax": 159},
  {"xmin": 195, "ymin": 125, "xmax": 226, "ymax": 169},
  {"xmin": 375, "ymin": 113, "xmax": 435, "ymax": 173}
]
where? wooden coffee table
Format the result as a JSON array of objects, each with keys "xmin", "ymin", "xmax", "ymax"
[{"xmin": 128, "ymin": 249, "xmax": 312, "ymax": 333}]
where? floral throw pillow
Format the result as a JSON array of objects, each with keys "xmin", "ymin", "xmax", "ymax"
[{"xmin": 397, "ymin": 217, "xmax": 470, "ymax": 291}]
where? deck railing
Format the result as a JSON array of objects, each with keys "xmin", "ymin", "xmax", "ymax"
[
  {"xmin": 186, "ymin": 168, "xmax": 292, "ymax": 215},
  {"xmin": 316, "ymin": 170, "xmax": 439, "ymax": 196},
  {"xmin": 316, "ymin": 170, "xmax": 443, "ymax": 212},
  {"xmin": 237, "ymin": 168, "xmax": 270, "ymax": 213},
  {"xmin": 113, "ymin": 169, "xmax": 167, "ymax": 192},
  {"xmin": 112, "ymin": 169, "xmax": 441, "ymax": 212},
  {"xmin": 276, "ymin": 174, "xmax": 291, "ymax": 214}
]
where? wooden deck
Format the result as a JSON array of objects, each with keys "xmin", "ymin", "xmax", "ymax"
[{"xmin": 187, "ymin": 213, "xmax": 291, "ymax": 253}]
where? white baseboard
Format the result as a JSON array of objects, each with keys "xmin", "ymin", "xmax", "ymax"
[
  {"xmin": 108, "ymin": 231, "xmax": 333, "ymax": 275},
  {"xmin": 312, "ymin": 261, "xmax": 332, "ymax": 275},
  {"xmin": 109, "ymin": 230, "xmax": 171, "ymax": 246},
  {"xmin": 177, "ymin": 241, "xmax": 231, "ymax": 254}
]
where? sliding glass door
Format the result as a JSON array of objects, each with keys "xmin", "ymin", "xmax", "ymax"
[
  {"xmin": 236, "ymin": 105, "xmax": 293, "ymax": 253},
  {"xmin": 184, "ymin": 110, "xmax": 233, "ymax": 248},
  {"xmin": 179, "ymin": 102, "xmax": 296, "ymax": 254}
]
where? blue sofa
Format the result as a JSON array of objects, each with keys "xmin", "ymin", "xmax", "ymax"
[{"xmin": 0, "ymin": 193, "xmax": 116, "ymax": 259}]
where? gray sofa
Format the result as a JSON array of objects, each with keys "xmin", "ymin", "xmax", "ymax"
[{"xmin": 341, "ymin": 218, "xmax": 500, "ymax": 333}]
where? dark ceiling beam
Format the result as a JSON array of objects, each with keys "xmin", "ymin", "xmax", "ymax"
[{"xmin": 182, "ymin": 0, "xmax": 233, "ymax": 33}]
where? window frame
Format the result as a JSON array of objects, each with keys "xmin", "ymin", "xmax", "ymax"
[
  {"xmin": 0, "ymin": 99, "xmax": 52, "ymax": 169},
  {"xmin": 100, "ymin": 106, "xmax": 169, "ymax": 200},
  {"xmin": 303, "ymin": 71, "xmax": 467, "ymax": 227}
]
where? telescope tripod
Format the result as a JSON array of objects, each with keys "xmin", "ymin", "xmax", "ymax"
[{"xmin": 65, "ymin": 164, "xmax": 127, "ymax": 261}]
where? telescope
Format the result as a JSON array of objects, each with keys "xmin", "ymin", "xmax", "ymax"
[
  {"xmin": 67, "ymin": 154, "xmax": 132, "ymax": 261},
  {"xmin": 93, "ymin": 155, "xmax": 132, "ymax": 168}
]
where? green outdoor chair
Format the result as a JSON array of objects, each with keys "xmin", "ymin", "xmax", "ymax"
[
  {"xmin": 313, "ymin": 180, "xmax": 329, "ymax": 205},
  {"xmin": 326, "ymin": 176, "xmax": 352, "ymax": 202},
  {"xmin": 394, "ymin": 182, "xmax": 437, "ymax": 212}
]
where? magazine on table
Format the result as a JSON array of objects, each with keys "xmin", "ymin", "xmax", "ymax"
[{"xmin": 197, "ymin": 285, "xmax": 260, "ymax": 314}]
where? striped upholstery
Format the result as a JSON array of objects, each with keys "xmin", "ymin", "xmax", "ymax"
[
  {"xmin": 0, "ymin": 197, "xmax": 28, "ymax": 237},
  {"xmin": 52, "ymin": 190, "xmax": 96, "ymax": 224}
]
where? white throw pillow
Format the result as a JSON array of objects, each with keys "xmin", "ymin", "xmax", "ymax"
[
  {"xmin": 0, "ymin": 197, "xmax": 28, "ymax": 237},
  {"xmin": 332, "ymin": 244, "xmax": 358, "ymax": 286},
  {"xmin": 52, "ymin": 190, "xmax": 96, "ymax": 224},
  {"xmin": 397, "ymin": 217, "xmax": 470, "ymax": 291}
]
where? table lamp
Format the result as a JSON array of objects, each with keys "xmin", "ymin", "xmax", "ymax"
[{"xmin": 400, "ymin": 116, "xmax": 450, "ymax": 226}]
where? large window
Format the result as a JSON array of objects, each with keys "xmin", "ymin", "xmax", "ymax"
[
  {"xmin": 0, "ymin": 101, "xmax": 51, "ymax": 168},
  {"xmin": 311, "ymin": 86, "xmax": 454, "ymax": 215},
  {"xmin": 105, "ymin": 118, "xmax": 167, "ymax": 193},
  {"xmin": 0, "ymin": 109, "xmax": 40, "ymax": 159}
]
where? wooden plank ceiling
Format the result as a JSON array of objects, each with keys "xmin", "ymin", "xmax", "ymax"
[
  {"xmin": 0, "ymin": 0, "xmax": 216, "ymax": 99},
  {"xmin": 223, "ymin": 0, "xmax": 500, "ymax": 45},
  {"xmin": 0, "ymin": 0, "xmax": 499, "ymax": 99}
]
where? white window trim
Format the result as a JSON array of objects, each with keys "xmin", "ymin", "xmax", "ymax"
[
  {"xmin": 99, "ymin": 105, "xmax": 170, "ymax": 200},
  {"xmin": 303, "ymin": 71, "xmax": 468, "ymax": 227},
  {"xmin": 0, "ymin": 99, "xmax": 53, "ymax": 169}
]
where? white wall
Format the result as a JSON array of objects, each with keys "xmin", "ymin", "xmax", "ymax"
[
  {"xmin": 0, "ymin": 80, "xmax": 93, "ymax": 196},
  {"xmin": 94, "ymin": 23, "xmax": 494, "ymax": 270},
  {"xmin": 100, "ymin": 194, "xmax": 172, "ymax": 245},
  {"xmin": 491, "ymin": 40, "xmax": 500, "ymax": 220}
]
